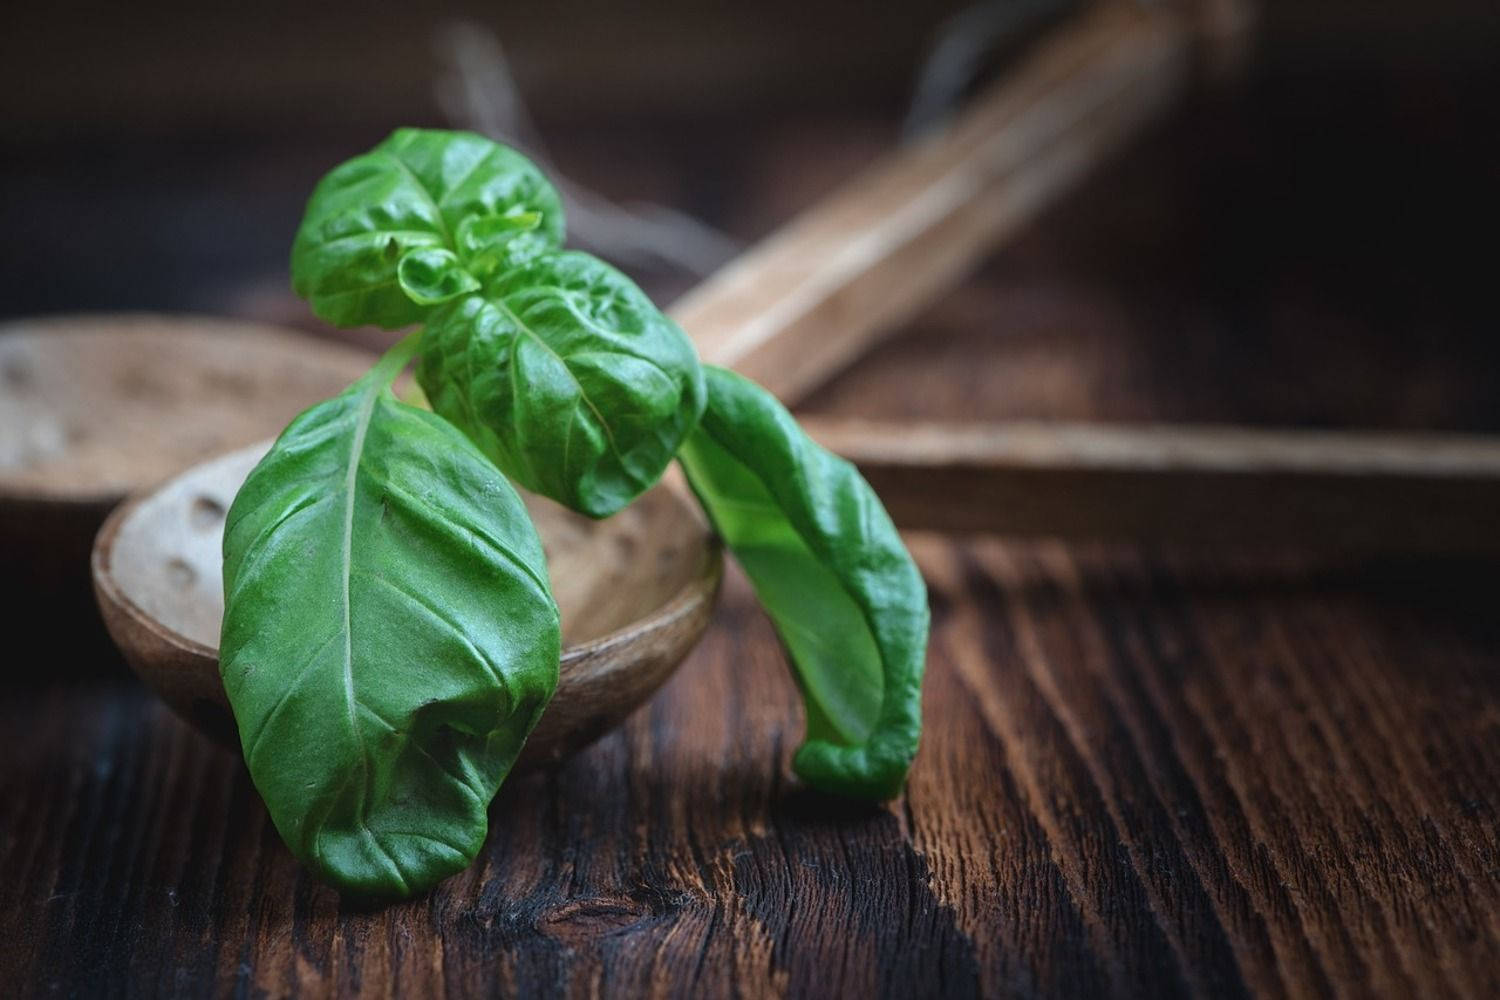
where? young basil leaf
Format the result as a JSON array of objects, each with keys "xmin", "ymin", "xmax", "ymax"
[
  {"xmin": 291, "ymin": 128, "xmax": 564, "ymax": 329},
  {"xmin": 677, "ymin": 366, "xmax": 929, "ymax": 801},
  {"xmin": 457, "ymin": 210, "xmax": 542, "ymax": 258},
  {"xmin": 454, "ymin": 214, "xmax": 554, "ymax": 283},
  {"xmin": 396, "ymin": 247, "xmax": 481, "ymax": 306},
  {"xmin": 416, "ymin": 250, "xmax": 706, "ymax": 519},
  {"xmin": 219, "ymin": 335, "xmax": 561, "ymax": 899}
]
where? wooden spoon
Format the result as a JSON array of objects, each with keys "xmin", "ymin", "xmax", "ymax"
[
  {"xmin": 92, "ymin": 441, "xmax": 722, "ymax": 768},
  {"xmin": 0, "ymin": 315, "xmax": 382, "ymax": 647}
]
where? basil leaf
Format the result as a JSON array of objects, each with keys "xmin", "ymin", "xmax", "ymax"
[
  {"xmin": 219, "ymin": 336, "xmax": 561, "ymax": 898},
  {"xmin": 417, "ymin": 250, "xmax": 705, "ymax": 518},
  {"xmin": 291, "ymin": 128, "xmax": 564, "ymax": 329},
  {"xmin": 396, "ymin": 247, "xmax": 481, "ymax": 306},
  {"xmin": 456, "ymin": 210, "xmax": 545, "ymax": 276},
  {"xmin": 677, "ymin": 366, "xmax": 928, "ymax": 800}
]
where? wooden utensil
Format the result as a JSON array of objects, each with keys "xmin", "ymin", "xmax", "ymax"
[
  {"xmin": 802, "ymin": 418, "xmax": 1500, "ymax": 552},
  {"xmin": 0, "ymin": 315, "xmax": 381, "ymax": 643},
  {"xmin": 0, "ymin": 314, "xmax": 378, "ymax": 544},
  {"xmin": 92, "ymin": 441, "xmax": 721, "ymax": 767},
  {"xmin": 670, "ymin": 1, "xmax": 1498, "ymax": 555},
  {"xmin": 673, "ymin": 0, "xmax": 1190, "ymax": 399}
]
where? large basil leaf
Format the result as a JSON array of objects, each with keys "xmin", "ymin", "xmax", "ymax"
[
  {"xmin": 220, "ymin": 337, "xmax": 561, "ymax": 898},
  {"xmin": 291, "ymin": 129, "xmax": 564, "ymax": 329},
  {"xmin": 416, "ymin": 250, "xmax": 705, "ymax": 518},
  {"xmin": 677, "ymin": 366, "xmax": 928, "ymax": 800}
]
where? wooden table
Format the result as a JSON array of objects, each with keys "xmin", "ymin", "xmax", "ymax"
[{"xmin": 4, "ymin": 50, "xmax": 1500, "ymax": 1000}]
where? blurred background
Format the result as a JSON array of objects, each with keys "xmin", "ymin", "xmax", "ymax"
[{"xmin": 3, "ymin": 0, "xmax": 1498, "ymax": 433}]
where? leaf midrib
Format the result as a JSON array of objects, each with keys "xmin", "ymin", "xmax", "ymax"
[
  {"xmin": 493, "ymin": 296, "xmax": 625, "ymax": 465},
  {"xmin": 340, "ymin": 379, "xmax": 379, "ymax": 842},
  {"xmin": 379, "ymin": 150, "xmax": 455, "ymax": 249}
]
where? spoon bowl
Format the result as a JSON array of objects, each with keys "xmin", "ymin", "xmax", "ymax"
[
  {"xmin": 0, "ymin": 315, "xmax": 381, "ymax": 649},
  {"xmin": 93, "ymin": 441, "xmax": 721, "ymax": 768}
]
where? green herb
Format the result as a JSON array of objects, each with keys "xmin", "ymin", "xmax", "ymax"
[
  {"xmin": 290, "ymin": 129, "xmax": 564, "ymax": 328},
  {"xmin": 222, "ymin": 128, "xmax": 929, "ymax": 899},
  {"xmin": 677, "ymin": 367, "xmax": 928, "ymax": 800},
  {"xmin": 416, "ymin": 251, "xmax": 705, "ymax": 518},
  {"xmin": 220, "ymin": 332, "xmax": 559, "ymax": 897}
]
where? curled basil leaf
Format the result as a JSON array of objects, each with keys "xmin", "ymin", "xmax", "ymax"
[
  {"xmin": 291, "ymin": 128, "xmax": 564, "ymax": 329},
  {"xmin": 677, "ymin": 366, "xmax": 929, "ymax": 800},
  {"xmin": 396, "ymin": 247, "xmax": 481, "ymax": 306},
  {"xmin": 456, "ymin": 210, "xmax": 546, "ymax": 277},
  {"xmin": 417, "ymin": 251, "xmax": 705, "ymax": 518},
  {"xmin": 220, "ymin": 336, "xmax": 561, "ymax": 898}
]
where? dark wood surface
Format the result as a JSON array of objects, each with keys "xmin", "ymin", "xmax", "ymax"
[
  {"xmin": 5, "ymin": 22, "xmax": 1500, "ymax": 998},
  {"xmin": 5, "ymin": 535, "xmax": 1500, "ymax": 997}
]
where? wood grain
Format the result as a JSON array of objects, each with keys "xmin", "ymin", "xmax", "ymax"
[{"xmin": 5, "ymin": 543, "xmax": 1499, "ymax": 997}]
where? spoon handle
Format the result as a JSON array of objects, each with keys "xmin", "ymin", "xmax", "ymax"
[
  {"xmin": 803, "ymin": 418, "xmax": 1500, "ymax": 553},
  {"xmin": 669, "ymin": 2, "xmax": 1192, "ymax": 404}
]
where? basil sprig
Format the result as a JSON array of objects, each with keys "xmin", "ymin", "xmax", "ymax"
[{"xmin": 222, "ymin": 129, "xmax": 929, "ymax": 899}]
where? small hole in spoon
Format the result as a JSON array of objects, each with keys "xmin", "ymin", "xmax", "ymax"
[
  {"xmin": 613, "ymin": 533, "xmax": 637, "ymax": 561},
  {"xmin": 2, "ymin": 355, "xmax": 31, "ymax": 390},
  {"xmin": 165, "ymin": 558, "xmax": 197, "ymax": 589},
  {"xmin": 189, "ymin": 495, "xmax": 226, "ymax": 531}
]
